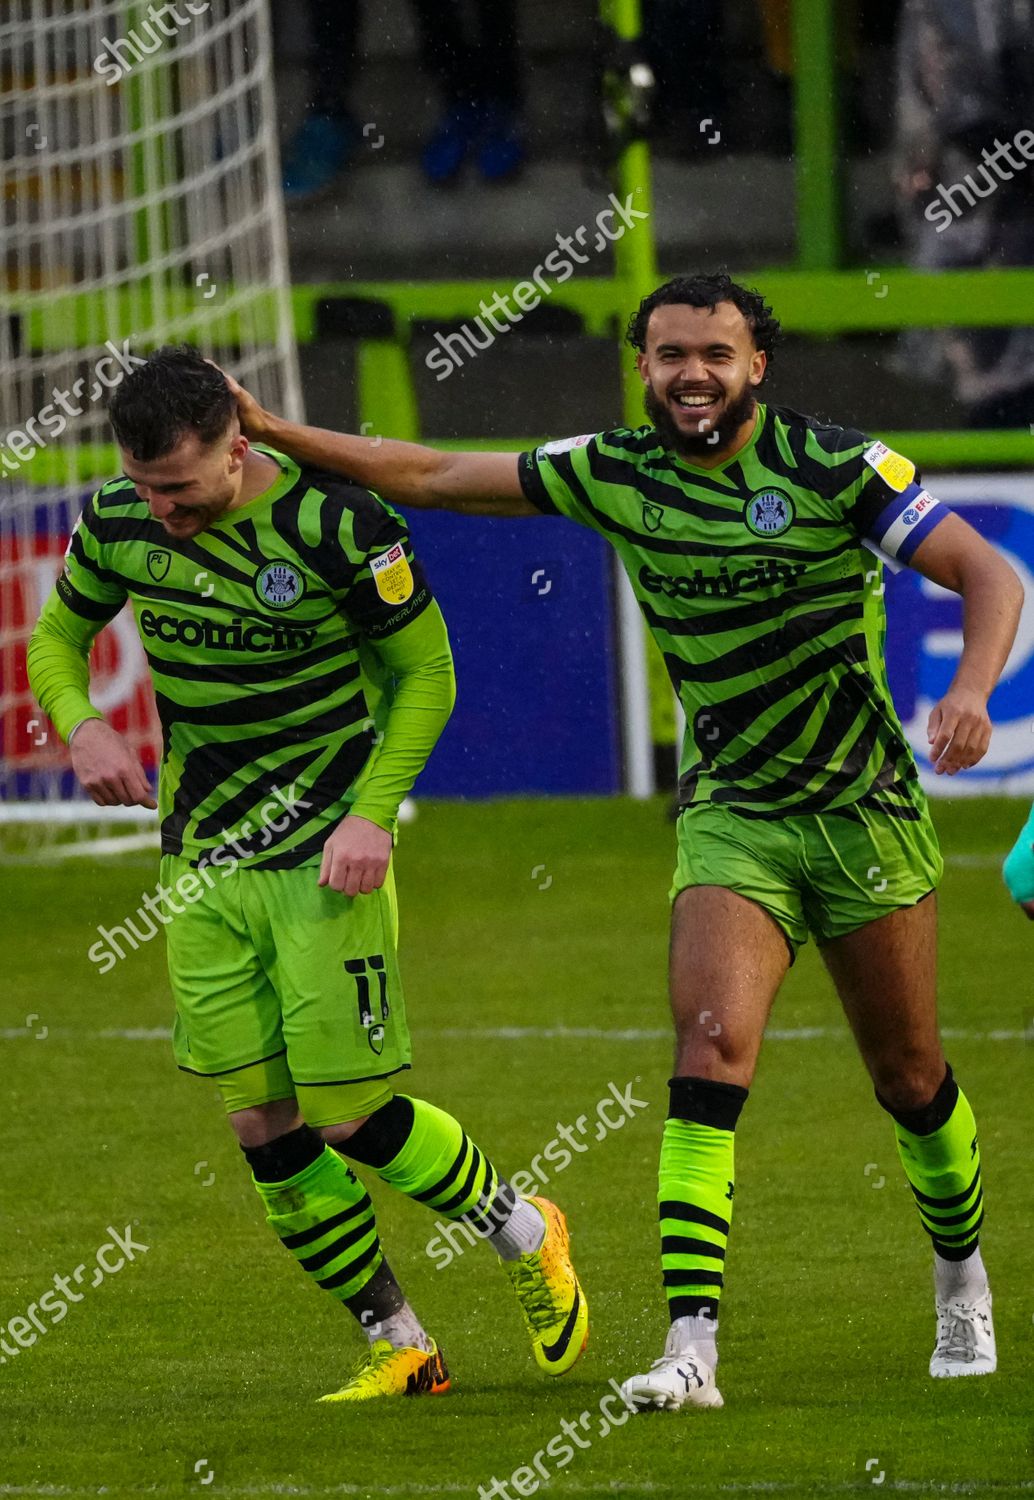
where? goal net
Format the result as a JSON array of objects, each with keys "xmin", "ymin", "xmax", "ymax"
[{"xmin": 0, "ymin": 0, "xmax": 302, "ymax": 857}]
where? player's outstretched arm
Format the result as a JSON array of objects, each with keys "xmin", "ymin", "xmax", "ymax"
[
  {"xmin": 225, "ymin": 373, "xmax": 536, "ymax": 517},
  {"xmin": 909, "ymin": 512, "xmax": 1024, "ymax": 775}
]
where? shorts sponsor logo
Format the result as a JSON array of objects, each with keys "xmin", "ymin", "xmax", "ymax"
[
  {"xmin": 370, "ymin": 543, "xmax": 414, "ymax": 605},
  {"xmin": 138, "ymin": 608, "xmax": 316, "ymax": 653},
  {"xmin": 255, "ymin": 559, "xmax": 304, "ymax": 610},
  {"xmin": 862, "ymin": 441, "xmax": 916, "ymax": 493},
  {"xmin": 146, "ymin": 548, "xmax": 171, "ymax": 582},
  {"xmin": 744, "ymin": 489, "xmax": 794, "ymax": 537}
]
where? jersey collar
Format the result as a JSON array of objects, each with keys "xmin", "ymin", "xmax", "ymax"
[
  {"xmin": 211, "ymin": 444, "xmax": 300, "ymax": 526},
  {"xmin": 663, "ymin": 403, "xmax": 766, "ymax": 479}
]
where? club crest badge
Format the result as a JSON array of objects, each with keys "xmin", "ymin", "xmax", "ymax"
[
  {"xmin": 146, "ymin": 548, "xmax": 171, "ymax": 582},
  {"xmin": 744, "ymin": 489, "xmax": 794, "ymax": 538},
  {"xmin": 642, "ymin": 501, "xmax": 664, "ymax": 533},
  {"xmin": 255, "ymin": 559, "xmax": 304, "ymax": 610},
  {"xmin": 368, "ymin": 1023, "xmax": 385, "ymax": 1056},
  {"xmin": 370, "ymin": 543, "xmax": 414, "ymax": 605}
]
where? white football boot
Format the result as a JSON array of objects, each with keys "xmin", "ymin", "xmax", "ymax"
[
  {"xmin": 930, "ymin": 1289, "xmax": 996, "ymax": 1377},
  {"xmin": 620, "ymin": 1323, "xmax": 723, "ymax": 1412}
]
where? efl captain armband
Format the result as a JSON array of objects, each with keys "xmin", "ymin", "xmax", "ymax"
[{"xmin": 861, "ymin": 479, "xmax": 947, "ymax": 573}]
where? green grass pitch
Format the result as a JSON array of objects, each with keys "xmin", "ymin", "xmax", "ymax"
[{"xmin": 3, "ymin": 796, "xmax": 1032, "ymax": 1497}]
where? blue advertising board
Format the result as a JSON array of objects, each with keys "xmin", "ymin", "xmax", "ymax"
[{"xmin": 402, "ymin": 511, "xmax": 622, "ymax": 797}]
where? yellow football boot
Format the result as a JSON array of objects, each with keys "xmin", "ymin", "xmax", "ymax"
[
  {"xmin": 319, "ymin": 1338, "xmax": 450, "ymax": 1403},
  {"xmin": 502, "ymin": 1196, "xmax": 589, "ymax": 1376}
]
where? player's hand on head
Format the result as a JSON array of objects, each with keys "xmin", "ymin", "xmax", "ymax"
[
  {"xmin": 205, "ymin": 361, "xmax": 269, "ymax": 441},
  {"xmin": 70, "ymin": 719, "xmax": 157, "ymax": 809},
  {"xmin": 926, "ymin": 686, "xmax": 993, "ymax": 775},
  {"xmin": 227, "ymin": 376, "xmax": 269, "ymax": 441},
  {"xmin": 318, "ymin": 814, "xmax": 392, "ymax": 898}
]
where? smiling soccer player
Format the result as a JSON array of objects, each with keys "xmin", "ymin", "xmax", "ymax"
[
  {"xmin": 223, "ymin": 273, "xmax": 1023, "ymax": 1406},
  {"xmin": 26, "ymin": 345, "xmax": 588, "ymax": 1402}
]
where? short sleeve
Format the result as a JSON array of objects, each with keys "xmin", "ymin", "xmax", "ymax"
[
  {"xmin": 518, "ymin": 433, "xmax": 604, "ymax": 527},
  {"xmin": 58, "ymin": 492, "xmax": 129, "ymax": 623},
  {"xmin": 336, "ymin": 492, "xmax": 434, "ymax": 641},
  {"xmin": 844, "ymin": 439, "xmax": 952, "ymax": 574}
]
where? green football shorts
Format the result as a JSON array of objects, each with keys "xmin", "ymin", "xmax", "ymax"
[
  {"xmin": 162, "ymin": 854, "xmax": 410, "ymax": 1124},
  {"xmin": 671, "ymin": 800, "xmax": 943, "ymax": 957}
]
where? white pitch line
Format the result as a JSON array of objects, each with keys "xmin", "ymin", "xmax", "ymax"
[
  {"xmin": 944, "ymin": 853, "xmax": 1006, "ymax": 868},
  {"xmin": 2, "ymin": 1025, "xmax": 1031, "ymax": 1044}
]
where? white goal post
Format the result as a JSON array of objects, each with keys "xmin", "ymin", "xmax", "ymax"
[{"xmin": 0, "ymin": 0, "xmax": 302, "ymax": 855}]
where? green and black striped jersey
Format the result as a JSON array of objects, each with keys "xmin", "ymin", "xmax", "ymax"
[
  {"xmin": 519, "ymin": 405, "xmax": 952, "ymax": 819},
  {"xmin": 53, "ymin": 447, "xmax": 435, "ymax": 865}
]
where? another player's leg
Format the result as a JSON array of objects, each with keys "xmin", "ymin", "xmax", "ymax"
[
  {"xmin": 621, "ymin": 882, "xmax": 790, "ymax": 1412},
  {"xmin": 821, "ymin": 895, "xmax": 995, "ymax": 1378}
]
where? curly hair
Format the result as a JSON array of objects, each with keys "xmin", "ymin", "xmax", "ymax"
[
  {"xmin": 625, "ymin": 273, "xmax": 781, "ymax": 364},
  {"xmin": 108, "ymin": 344, "xmax": 235, "ymax": 461}
]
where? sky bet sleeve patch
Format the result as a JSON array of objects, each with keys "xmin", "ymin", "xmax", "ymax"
[
  {"xmin": 370, "ymin": 542, "xmax": 415, "ymax": 605},
  {"xmin": 862, "ymin": 440, "xmax": 916, "ymax": 493}
]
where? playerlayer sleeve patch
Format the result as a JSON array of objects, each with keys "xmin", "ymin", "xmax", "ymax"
[{"xmin": 862, "ymin": 480, "xmax": 948, "ymax": 569}]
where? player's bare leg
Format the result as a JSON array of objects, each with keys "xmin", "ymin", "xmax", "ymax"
[
  {"xmin": 669, "ymin": 886, "xmax": 791, "ymax": 1084},
  {"xmin": 622, "ymin": 886, "xmax": 790, "ymax": 1411},
  {"xmin": 822, "ymin": 896, "xmax": 995, "ymax": 1377}
]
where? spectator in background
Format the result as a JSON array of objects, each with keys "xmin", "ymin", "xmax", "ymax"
[
  {"xmin": 895, "ymin": 0, "xmax": 1034, "ymax": 427},
  {"xmin": 280, "ymin": 0, "xmax": 525, "ymax": 201},
  {"xmin": 642, "ymin": 0, "xmax": 727, "ymax": 154},
  {"xmin": 411, "ymin": 0, "xmax": 524, "ymax": 185},
  {"xmin": 280, "ymin": 1, "xmax": 361, "ymax": 201}
]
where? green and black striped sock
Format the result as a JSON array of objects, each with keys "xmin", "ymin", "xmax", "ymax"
[
  {"xmin": 245, "ymin": 1125, "xmax": 385, "ymax": 1305},
  {"xmin": 880, "ymin": 1064, "xmax": 984, "ymax": 1263},
  {"xmin": 658, "ymin": 1076, "xmax": 748, "ymax": 1323},
  {"xmin": 345, "ymin": 1095, "xmax": 521, "ymax": 1239}
]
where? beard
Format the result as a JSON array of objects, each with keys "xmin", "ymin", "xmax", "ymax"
[{"xmin": 644, "ymin": 379, "xmax": 757, "ymax": 459}]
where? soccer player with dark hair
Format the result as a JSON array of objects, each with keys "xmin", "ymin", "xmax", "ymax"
[
  {"xmin": 224, "ymin": 272, "xmax": 1024, "ymax": 1408},
  {"xmin": 27, "ymin": 344, "xmax": 588, "ymax": 1403}
]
